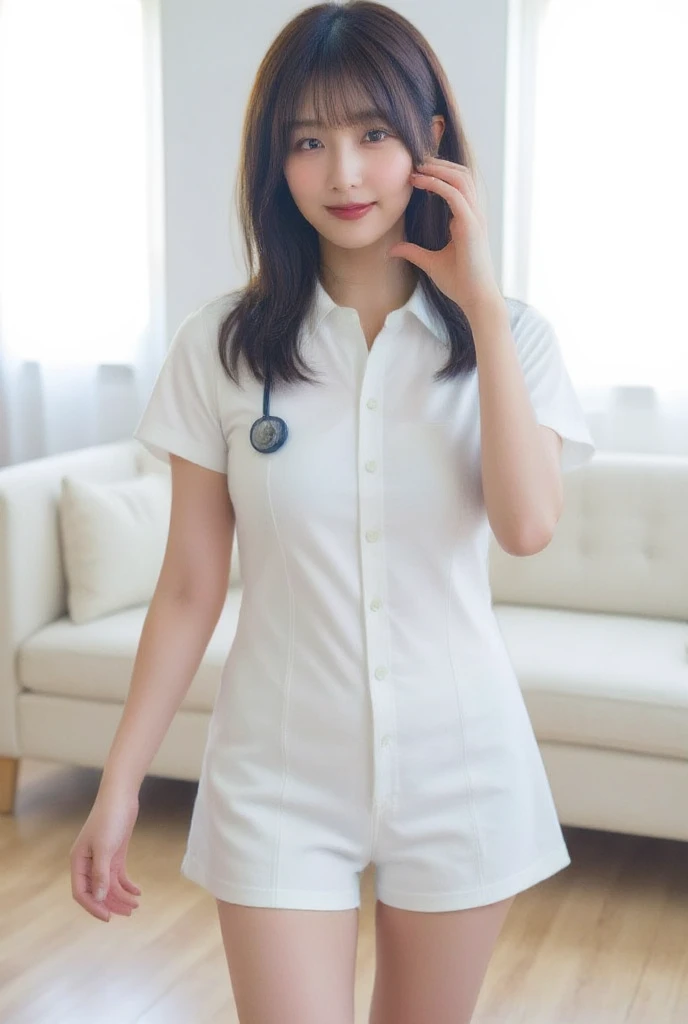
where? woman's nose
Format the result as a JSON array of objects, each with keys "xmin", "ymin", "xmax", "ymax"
[{"xmin": 325, "ymin": 150, "xmax": 365, "ymax": 189}]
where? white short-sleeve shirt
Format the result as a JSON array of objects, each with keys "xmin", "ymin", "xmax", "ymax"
[{"xmin": 134, "ymin": 278, "xmax": 596, "ymax": 913}]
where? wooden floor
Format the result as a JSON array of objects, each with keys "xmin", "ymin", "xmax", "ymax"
[{"xmin": 1, "ymin": 758, "xmax": 687, "ymax": 1024}]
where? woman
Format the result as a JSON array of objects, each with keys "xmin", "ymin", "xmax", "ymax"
[{"xmin": 70, "ymin": 3, "xmax": 596, "ymax": 1022}]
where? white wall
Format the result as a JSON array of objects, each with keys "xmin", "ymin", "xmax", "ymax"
[{"xmin": 158, "ymin": 0, "xmax": 511, "ymax": 336}]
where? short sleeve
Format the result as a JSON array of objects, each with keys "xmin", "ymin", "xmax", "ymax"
[
  {"xmin": 133, "ymin": 305, "xmax": 228, "ymax": 473},
  {"xmin": 511, "ymin": 301, "xmax": 596, "ymax": 473}
]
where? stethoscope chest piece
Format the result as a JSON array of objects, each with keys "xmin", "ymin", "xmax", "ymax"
[{"xmin": 250, "ymin": 414, "xmax": 288, "ymax": 453}]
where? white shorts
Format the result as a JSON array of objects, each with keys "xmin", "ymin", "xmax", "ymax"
[{"xmin": 179, "ymin": 672, "xmax": 571, "ymax": 913}]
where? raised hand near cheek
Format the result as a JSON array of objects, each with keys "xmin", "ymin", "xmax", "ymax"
[{"xmin": 387, "ymin": 157, "xmax": 503, "ymax": 318}]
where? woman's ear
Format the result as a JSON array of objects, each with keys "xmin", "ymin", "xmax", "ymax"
[{"xmin": 430, "ymin": 114, "xmax": 445, "ymax": 154}]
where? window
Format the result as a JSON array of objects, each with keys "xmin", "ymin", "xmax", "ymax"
[
  {"xmin": 507, "ymin": 0, "xmax": 687, "ymax": 391},
  {"xmin": 0, "ymin": 0, "xmax": 152, "ymax": 365}
]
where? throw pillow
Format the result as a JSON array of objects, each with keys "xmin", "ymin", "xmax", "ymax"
[{"xmin": 59, "ymin": 472, "xmax": 171, "ymax": 624}]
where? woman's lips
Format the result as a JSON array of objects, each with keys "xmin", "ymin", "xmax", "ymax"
[{"xmin": 325, "ymin": 203, "xmax": 376, "ymax": 220}]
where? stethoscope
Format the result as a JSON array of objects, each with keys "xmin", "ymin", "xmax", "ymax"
[{"xmin": 249, "ymin": 371, "xmax": 289, "ymax": 453}]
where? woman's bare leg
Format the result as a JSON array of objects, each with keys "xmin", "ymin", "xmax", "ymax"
[
  {"xmin": 368, "ymin": 895, "xmax": 515, "ymax": 1024},
  {"xmin": 216, "ymin": 899, "xmax": 360, "ymax": 1024}
]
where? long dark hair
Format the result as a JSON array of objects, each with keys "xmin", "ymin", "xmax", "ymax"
[{"xmin": 217, "ymin": 0, "xmax": 483, "ymax": 392}]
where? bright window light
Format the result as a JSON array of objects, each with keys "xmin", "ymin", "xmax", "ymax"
[
  {"xmin": 528, "ymin": 0, "xmax": 688, "ymax": 389},
  {"xmin": 0, "ymin": 0, "xmax": 151, "ymax": 365}
]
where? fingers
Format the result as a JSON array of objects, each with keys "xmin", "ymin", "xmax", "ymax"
[
  {"xmin": 90, "ymin": 852, "xmax": 113, "ymax": 905},
  {"xmin": 75, "ymin": 877, "xmax": 139, "ymax": 920},
  {"xmin": 71, "ymin": 847, "xmax": 141, "ymax": 922},
  {"xmin": 418, "ymin": 156, "xmax": 473, "ymax": 179},
  {"xmin": 411, "ymin": 172, "xmax": 470, "ymax": 221},
  {"xmin": 102, "ymin": 890, "xmax": 137, "ymax": 916},
  {"xmin": 109, "ymin": 877, "xmax": 140, "ymax": 909},
  {"xmin": 119, "ymin": 873, "xmax": 142, "ymax": 896},
  {"xmin": 71, "ymin": 856, "xmax": 111, "ymax": 921},
  {"xmin": 88, "ymin": 872, "xmax": 141, "ymax": 916},
  {"xmin": 417, "ymin": 159, "xmax": 479, "ymax": 208}
]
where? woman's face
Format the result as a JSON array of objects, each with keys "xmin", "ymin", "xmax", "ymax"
[{"xmin": 283, "ymin": 104, "xmax": 415, "ymax": 249}]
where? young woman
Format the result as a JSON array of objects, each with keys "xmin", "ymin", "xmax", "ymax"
[{"xmin": 70, "ymin": 2, "xmax": 596, "ymax": 1021}]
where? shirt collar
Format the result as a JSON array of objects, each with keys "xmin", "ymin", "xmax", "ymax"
[{"xmin": 306, "ymin": 276, "xmax": 450, "ymax": 345}]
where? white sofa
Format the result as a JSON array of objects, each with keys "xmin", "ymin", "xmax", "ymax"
[{"xmin": 1, "ymin": 440, "xmax": 687, "ymax": 843}]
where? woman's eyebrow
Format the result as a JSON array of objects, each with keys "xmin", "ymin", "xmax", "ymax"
[{"xmin": 288, "ymin": 108, "xmax": 386, "ymax": 131}]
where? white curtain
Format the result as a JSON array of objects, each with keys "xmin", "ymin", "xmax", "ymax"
[
  {"xmin": 504, "ymin": 0, "xmax": 688, "ymax": 455},
  {"xmin": 0, "ymin": 0, "xmax": 166, "ymax": 468}
]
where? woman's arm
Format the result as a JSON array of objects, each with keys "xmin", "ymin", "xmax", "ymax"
[
  {"xmin": 98, "ymin": 454, "xmax": 235, "ymax": 799},
  {"xmin": 468, "ymin": 297, "xmax": 564, "ymax": 556}
]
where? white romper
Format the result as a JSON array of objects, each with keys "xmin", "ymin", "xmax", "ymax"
[{"xmin": 134, "ymin": 277, "xmax": 596, "ymax": 913}]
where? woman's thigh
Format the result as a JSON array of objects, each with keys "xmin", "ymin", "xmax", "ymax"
[
  {"xmin": 216, "ymin": 899, "xmax": 360, "ymax": 1024},
  {"xmin": 368, "ymin": 895, "xmax": 516, "ymax": 1024}
]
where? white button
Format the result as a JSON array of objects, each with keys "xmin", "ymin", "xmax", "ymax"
[
  {"xmin": 374, "ymin": 666, "xmax": 388, "ymax": 680},
  {"xmin": 370, "ymin": 597, "xmax": 383, "ymax": 611},
  {"xmin": 365, "ymin": 529, "xmax": 380, "ymax": 543},
  {"xmin": 365, "ymin": 460, "xmax": 377, "ymax": 473},
  {"xmin": 381, "ymin": 735, "xmax": 392, "ymax": 748},
  {"xmin": 366, "ymin": 398, "xmax": 378, "ymax": 410}
]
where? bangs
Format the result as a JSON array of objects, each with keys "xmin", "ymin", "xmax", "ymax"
[{"xmin": 283, "ymin": 42, "xmax": 423, "ymax": 149}]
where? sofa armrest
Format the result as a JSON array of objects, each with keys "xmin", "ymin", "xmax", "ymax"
[{"xmin": 0, "ymin": 440, "xmax": 141, "ymax": 756}]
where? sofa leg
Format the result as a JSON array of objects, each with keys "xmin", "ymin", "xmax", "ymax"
[{"xmin": 0, "ymin": 756, "xmax": 20, "ymax": 815}]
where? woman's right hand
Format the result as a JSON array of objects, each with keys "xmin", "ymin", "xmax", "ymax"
[{"xmin": 69, "ymin": 787, "xmax": 142, "ymax": 922}]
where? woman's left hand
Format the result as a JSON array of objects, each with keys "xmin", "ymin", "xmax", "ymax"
[{"xmin": 387, "ymin": 157, "xmax": 503, "ymax": 317}]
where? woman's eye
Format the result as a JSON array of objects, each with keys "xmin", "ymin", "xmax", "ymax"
[
  {"xmin": 294, "ymin": 127, "xmax": 391, "ymax": 151},
  {"xmin": 296, "ymin": 138, "xmax": 321, "ymax": 151}
]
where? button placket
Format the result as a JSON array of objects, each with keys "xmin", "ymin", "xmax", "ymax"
[{"xmin": 357, "ymin": 341, "xmax": 396, "ymax": 816}]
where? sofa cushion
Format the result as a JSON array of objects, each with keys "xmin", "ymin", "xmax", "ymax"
[
  {"xmin": 18, "ymin": 589, "xmax": 243, "ymax": 713},
  {"xmin": 493, "ymin": 604, "xmax": 688, "ymax": 761},
  {"xmin": 59, "ymin": 472, "xmax": 171, "ymax": 624},
  {"xmin": 18, "ymin": 591, "xmax": 688, "ymax": 761},
  {"xmin": 488, "ymin": 452, "xmax": 688, "ymax": 621}
]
